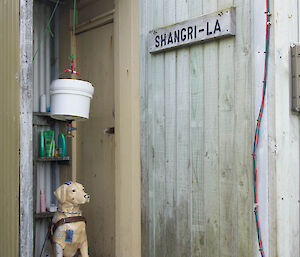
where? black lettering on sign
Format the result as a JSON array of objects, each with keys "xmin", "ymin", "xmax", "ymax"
[
  {"xmin": 167, "ymin": 32, "xmax": 173, "ymax": 44},
  {"xmin": 161, "ymin": 34, "xmax": 167, "ymax": 46},
  {"xmin": 174, "ymin": 30, "xmax": 180, "ymax": 43},
  {"xmin": 181, "ymin": 28, "xmax": 186, "ymax": 41},
  {"xmin": 155, "ymin": 35, "xmax": 160, "ymax": 47},
  {"xmin": 207, "ymin": 22, "xmax": 213, "ymax": 35},
  {"xmin": 214, "ymin": 19, "xmax": 221, "ymax": 33},
  {"xmin": 188, "ymin": 26, "xmax": 193, "ymax": 40},
  {"xmin": 149, "ymin": 8, "xmax": 235, "ymax": 53}
]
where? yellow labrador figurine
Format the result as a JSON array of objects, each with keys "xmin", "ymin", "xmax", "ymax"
[{"xmin": 50, "ymin": 182, "xmax": 90, "ymax": 257}]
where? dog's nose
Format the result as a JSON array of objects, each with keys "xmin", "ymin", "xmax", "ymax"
[{"xmin": 84, "ymin": 194, "xmax": 90, "ymax": 199}]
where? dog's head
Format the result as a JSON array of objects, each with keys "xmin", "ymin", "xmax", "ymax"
[{"xmin": 54, "ymin": 181, "xmax": 90, "ymax": 205}]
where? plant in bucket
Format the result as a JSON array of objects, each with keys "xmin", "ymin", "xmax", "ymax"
[
  {"xmin": 50, "ymin": 0, "xmax": 94, "ymax": 122},
  {"xmin": 50, "ymin": 78, "xmax": 94, "ymax": 121},
  {"xmin": 50, "ymin": 49, "xmax": 94, "ymax": 121}
]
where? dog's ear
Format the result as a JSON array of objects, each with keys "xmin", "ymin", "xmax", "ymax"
[{"xmin": 54, "ymin": 184, "xmax": 67, "ymax": 204}]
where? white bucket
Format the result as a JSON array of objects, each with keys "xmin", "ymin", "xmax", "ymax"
[{"xmin": 50, "ymin": 79, "xmax": 94, "ymax": 121}]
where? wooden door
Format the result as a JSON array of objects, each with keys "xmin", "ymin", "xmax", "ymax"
[{"xmin": 76, "ymin": 22, "xmax": 115, "ymax": 257}]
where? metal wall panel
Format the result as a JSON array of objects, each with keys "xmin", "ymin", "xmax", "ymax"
[
  {"xmin": 140, "ymin": 0, "xmax": 253, "ymax": 256},
  {"xmin": 0, "ymin": 0, "xmax": 20, "ymax": 256}
]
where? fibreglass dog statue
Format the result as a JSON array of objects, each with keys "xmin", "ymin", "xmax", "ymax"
[{"xmin": 49, "ymin": 182, "xmax": 90, "ymax": 257}]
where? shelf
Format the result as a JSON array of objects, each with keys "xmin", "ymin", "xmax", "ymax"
[
  {"xmin": 35, "ymin": 211, "xmax": 55, "ymax": 219},
  {"xmin": 33, "ymin": 112, "xmax": 51, "ymax": 117},
  {"xmin": 33, "ymin": 112, "xmax": 53, "ymax": 126},
  {"xmin": 35, "ymin": 156, "xmax": 71, "ymax": 162},
  {"xmin": 33, "ymin": 112, "xmax": 70, "ymax": 125}
]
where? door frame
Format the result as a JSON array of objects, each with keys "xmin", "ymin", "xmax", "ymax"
[
  {"xmin": 19, "ymin": 0, "xmax": 141, "ymax": 256},
  {"xmin": 114, "ymin": 0, "xmax": 141, "ymax": 256}
]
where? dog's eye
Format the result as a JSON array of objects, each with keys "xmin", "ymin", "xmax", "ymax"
[{"xmin": 72, "ymin": 189, "xmax": 76, "ymax": 192}]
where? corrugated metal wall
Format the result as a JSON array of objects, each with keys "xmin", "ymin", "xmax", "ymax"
[
  {"xmin": 140, "ymin": 0, "xmax": 254, "ymax": 256},
  {"xmin": 0, "ymin": 0, "xmax": 20, "ymax": 256}
]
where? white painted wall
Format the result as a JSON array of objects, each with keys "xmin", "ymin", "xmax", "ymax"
[
  {"xmin": 267, "ymin": 1, "xmax": 300, "ymax": 256},
  {"xmin": 253, "ymin": 0, "xmax": 300, "ymax": 256}
]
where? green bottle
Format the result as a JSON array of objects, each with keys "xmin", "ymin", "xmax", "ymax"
[
  {"xmin": 39, "ymin": 131, "xmax": 45, "ymax": 157},
  {"xmin": 58, "ymin": 133, "xmax": 66, "ymax": 157},
  {"xmin": 44, "ymin": 131, "xmax": 55, "ymax": 157}
]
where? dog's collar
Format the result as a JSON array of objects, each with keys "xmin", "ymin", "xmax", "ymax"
[{"xmin": 57, "ymin": 209, "xmax": 82, "ymax": 215}]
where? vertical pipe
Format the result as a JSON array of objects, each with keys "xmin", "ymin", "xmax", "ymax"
[
  {"xmin": 39, "ymin": 4, "xmax": 45, "ymax": 103},
  {"xmin": 36, "ymin": 2, "xmax": 41, "ymax": 112},
  {"xmin": 33, "ymin": 3, "xmax": 39, "ymax": 112},
  {"xmin": 45, "ymin": 7, "xmax": 51, "ymax": 111}
]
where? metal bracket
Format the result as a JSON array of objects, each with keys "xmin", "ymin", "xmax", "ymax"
[{"xmin": 66, "ymin": 122, "xmax": 77, "ymax": 137}]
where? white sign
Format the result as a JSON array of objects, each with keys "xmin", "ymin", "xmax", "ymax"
[{"xmin": 149, "ymin": 7, "xmax": 236, "ymax": 53}]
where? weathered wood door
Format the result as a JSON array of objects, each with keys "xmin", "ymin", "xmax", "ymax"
[
  {"xmin": 76, "ymin": 22, "xmax": 115, "ymax": 257},
  {"xmin": 140, "ymin": 0, "xmax": 254, "ymax": 257}
]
